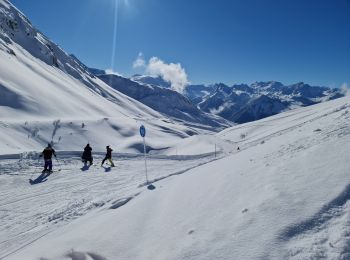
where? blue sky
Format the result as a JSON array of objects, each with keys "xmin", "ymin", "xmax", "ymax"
[{"xmin": 10, "ymin": 0, "xmax": 350, "ymax": 87}]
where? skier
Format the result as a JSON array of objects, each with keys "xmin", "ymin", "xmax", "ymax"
[
  {"xmin": 39, "ymin": 143, "xmax": 56, "ymax": 173},
  {"xmin": 82, "ymin": 144, "xmax": 93, "ymax": 166},
  {"xmin": 101, "ymin": 145, "xmax": 115, "ymax": 167}
]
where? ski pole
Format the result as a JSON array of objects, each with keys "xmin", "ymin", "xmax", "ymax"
[{"xmin": 55, "ymin": 157, "xmax": 62, "ymax": 172}]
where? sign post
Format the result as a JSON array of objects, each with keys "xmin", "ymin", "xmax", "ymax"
[{"xmin": 139, "ymin": 125, "xmax": 148, "ymax": 184}]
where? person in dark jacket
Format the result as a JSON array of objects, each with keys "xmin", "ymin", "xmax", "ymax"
[
  {"xmin": 101, "ymin": 145, "xmax": 115, "ymax": 167},
  {"xmin": 82, "ymin": 144, "xmax": 93, "ymax": 166},
  {"xmin": 39, "ymin": 143, "xmax": 56, "ymax": 173}
]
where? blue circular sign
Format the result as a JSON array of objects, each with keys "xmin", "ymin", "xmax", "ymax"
[{"xmin": 140, "ymin": 125, "xmax": 146, "ymax": 137}]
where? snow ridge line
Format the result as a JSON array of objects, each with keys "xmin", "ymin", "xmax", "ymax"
[
  {"xmin": 236, "ymin": 104, "xmax": 350, "ymax": 152},
  {"xmin": 138, "ymin": 154, "xmax": 226, "ymax": 188},
  {"xmin": 279, "ymin": 183, "xmax": 350, "ymax": 241},
  {"xmin": 105, "ymin": 154, "xmax": 228, "ymax": 214},
  {"xmin": 95, "ymin": 153, "xmax": 226, "ymax": 214},
  {"xmin": 109, "ymin": 192, "xmax": 141, "ymax": 210},
  {"xmin": 0, "ymin": 151, "xmax": 217, "ymax": 161}
]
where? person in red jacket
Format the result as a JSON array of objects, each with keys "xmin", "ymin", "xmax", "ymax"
[
  {"xmin": 39, "ymin": 143, "xmax": 56, "ymax": 173},
  {"xmin": 101, "ymin": 145, "xmax": 115, "ymax": 167}
]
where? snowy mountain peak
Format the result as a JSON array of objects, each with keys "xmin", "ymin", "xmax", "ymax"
[
  {"xmin": 0, "ymin": 1, "xmax": 83, "ymax": 75},
  {"xmin": 251, "ymin": 81, "xmax": 284, "ymax": 90},
  {"xmin": 213, "ymin": 83, "xmax": 231, "ymax": 93}
]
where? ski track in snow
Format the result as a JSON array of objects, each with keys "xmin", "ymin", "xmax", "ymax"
[
  {"xmin": 230, "ymin": 104, "xmax": 350, "ymax": 155},
  {"xmin": 0, "ymin": 154, "xmax": 219, "ymax": 259}
]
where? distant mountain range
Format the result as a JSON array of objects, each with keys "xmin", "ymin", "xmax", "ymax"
[
  {"xmin": 186, "ymin": 81, "xmax": 343, "ymax": 123},
  {"xmin": 96, "ymin": 74, "xmax": 231, "ymax": 129},
  {"xmin": 91, "ymin": 73, "xmax": 344, "ymax": 124}
]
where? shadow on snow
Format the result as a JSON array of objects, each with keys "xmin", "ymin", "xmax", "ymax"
[
  {"xmin": 279, "ymin": 183, "xmax": 350, "ymax": 240},
  {"xmin": 29, "ymin": 172, "xmax": 51, "ymax": 185}
]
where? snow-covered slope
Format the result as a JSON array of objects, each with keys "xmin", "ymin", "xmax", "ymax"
[
  {"xmin": 0, "ymin": 0, "xmax": 215, "ymax": 154},
  {"xmin": 1, "ymin": 1, "xmax": 349, "ymax": 259},
  {"xmin": 4, "ymin": 94, "xmax": 350, "ymax": 260}
]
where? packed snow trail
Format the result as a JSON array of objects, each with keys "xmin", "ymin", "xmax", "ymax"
[{"xmin": 0, "ymin": 153, "xmax": 220, "ymax": 259}]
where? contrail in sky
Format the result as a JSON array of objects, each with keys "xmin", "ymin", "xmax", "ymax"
[{"xmin": 111, "ymin": 0, "xmax": 119, "ymax": 71}]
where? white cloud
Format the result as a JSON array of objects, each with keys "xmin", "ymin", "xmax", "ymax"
[
  {"xmin": 132, "ymin": 54, "xmax": 189, "ymax": 93},
  {"xmin": 132, "ymin": 52, "xmax": 146, "ymax": 69},
  {"xmin": 210, "ymin": 102, "xmax": 232, "ymax": 115},
  {"xmin": 340, "ymin": 82, "xmax": 349, "ymax": 96},
  {"xmin": 105, "ymin": 69, "xmax": 122, "ymax": 76}
]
